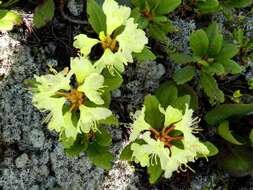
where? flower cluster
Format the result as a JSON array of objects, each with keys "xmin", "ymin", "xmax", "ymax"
[
  {"xmin": 30, "ymin": 0, "xmax": 211, "ymax": 180},
  {"xmin": 129, "ymin": 104, "xmax": 209, "ymax": 178},
  {"xmin": 32, "ymin": 58, "xmax": 112, "ymax": 140},
  {"xmin": 31, "ymin": 0, "xmax": 147, "ymax": 141}
]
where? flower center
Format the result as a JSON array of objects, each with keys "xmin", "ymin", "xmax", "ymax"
[
  {"xmin": 99, "ymin": 32, "xmax": 119, "ymax": 53},
  {"xmin": 56, "ymin": 89, "xmax": 85, "ymax": 112},
  {"xmin": 149, "ymin": 125, "xmax": 183, "ymax": 149},
  {"xmin": 142, "ymin": 8, "xmax": 154, "ymax": 20}
]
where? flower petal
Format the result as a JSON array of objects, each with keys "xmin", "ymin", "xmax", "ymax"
[
  {"xmin": 34, "ymin": 70, "xmax": 71, "ymax": 96},
  {"xmin": 103, "ymin": 0, "xmax": 131, "ymax": 35},
  {"xmin": 129, "ymin": 106, "xmax": 151, "ymax": 141},
  {"xmin": 78, "ymin": 105, "xmax": 112, "ymax": 133},
  {"xmin": 159, "ymin": 105, "xmax": 183, "ymax": 127},
  {"xmin": 73, "ymin": 34, "xmax": 99, "ymax": 56},
  {"xmin": 63, "ymin": 111, "xmax": 78, "ymax": 139},
  {"xmin": 131, "ymin": 143, "xmax": 150, "ymax": 167},
  {"xmin": 94, "ymin": 48, "xmax": 125, "ymax": 74},
  {"xmin": 78, "ymin": 73, "xmax": 105, "ymax": 105},
  {"xmin": 116, "ymin": 18, "xmax": 148, "ymax": 63},
  {"xmin": 44, "ymin": 97, "xmax": 66, "ymax": 133},
  {"xmin": 70, "ymin": 56, "xmax": 97, "ymax": 84}
]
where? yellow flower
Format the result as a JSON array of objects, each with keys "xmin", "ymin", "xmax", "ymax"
[
  {"xmin": 73, "ymin": 0, "xmax": 148, "ymax": 74},
  {"xmin": 130, "ymin": 105, "xmax": 209, "ymax": 178},
  {"xmin": 31, "ymin": 57, "xmax": 112, "ymax": 139}
]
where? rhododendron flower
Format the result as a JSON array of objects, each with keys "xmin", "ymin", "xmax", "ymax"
[
  {"xmin": 73, "ymin": 0, "xmax": 148, "ymax": 74},
  {"xmin": 32, "ymin": 57, "xmax": 112, "ymax": 140},
  {"xmin": 130, "ymin": 105, "xmax": 209, "ymax": 178}
]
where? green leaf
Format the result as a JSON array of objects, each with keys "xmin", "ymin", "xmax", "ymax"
[
  {"xmin": 100, "ymin": 114, "xmax": 119, "ymax": 126},
  {"xmin": 103, "ymin": 69, "xmax": 123, "ymax": 91},
  {"xmin": 217, "ymin": 121, "xmax": 244, "ymax": 145},
  {"xmin": 147, "ymin": 161, "xmax": 163, "ymax": 184},
  {"xmin": 64, "ymin": 135, "xmax": 89, "ymax": 157},
  {"xmin": 146, "ymin": 0, "xmax": 161, "ymax": 10},
  {"xmin": 200, "ymin": 71, "xmax": 224, "ymax": 104},
  {"xmin": 155, "ymin": 82, "xmax": 178, "ymax": 109},
  {"xmin": 202, "ymin": 63, "xmax": 225, "ymax": 76},
  {"xmin": 159, "ymin": 20, "xmax": 177, "ymax": 33},
  {"xmin": 101, "ymin": 90, "xmax": 111, "ymax": 108},
  {"xmin": 133, "ymin": 46, "xmax": 156, "ymax": 62},
  {"xmin": 87, "ymin": 0, "xmax": 106, "ymax": 34},
  {"xmin": 249, "ymin": 129, "xmax": 253, "ymax": 145},
  {"xmin": 155, "ymin": 0, "xmax": 181, "ymax": 15},
  {"xmin": 120, "ymin": 143, "xmax": 133, "ymax": 161},
  {"xmin": 87, "ymin": 142, "xmax": 114, "ymax": 170},
  {"xmin": 148, "ymin": 23, "xmax": 167, "ymax": 42},
  {"xmin": 131, "ymin": 0, "xmax": 146, "ymax": 9},
  {"xmin": 215, "ymin": 43, "xmax": 239, "ymax": 60},
  {"xmin": 144, "ymin": 95, "xmax": 164, "ymax": 129},
  {"xmin": 170, "ymin": 53, "xmax": 193, "ymax": 64},
  {"xmin": 172, "ymin": 95, "xmax": 191, "ymax": 111},
  {"xmin": 196, "ymin": 0, "xmax": 221, "ymax": 14},
  {"xmin": 189, "ymin": 29, "xmax": 209, "ymax": 57},
  {"xmin": 178, "ymin": 84, "xmax": 199, "ymax": 110},
  {"xmin": 205, "ymin": 104, "xmax": 253, "ymax": 125},
  {"xmin": 0, "ymin": 9, "xmax": 22, "ymax": 31},
  {"xmin": 206, "ymin": 22, "xmax": 223, "ymax": 57},
  {"xmin": 220, "ymin": 59, "xmax": 243, "ymax": 74},
  {"xmin": 233, "ymin": 29, "xmax": 245, "ymax": 46},
  {"xmin": 33, "ymin": 0, "xmax": 55, "ymax": 28},
  {"xmin": 197, "ymin": 141, "xmax": 219, "ymax": 158},
  {"xmin": 222, "ymin": 0, "xmax": 253, "ymax": 8},
  {"xmin": 120, "ymin": 139, "xmax": 145, "ymax": 161},
  {"xmin": 219, "ymin": 146, "xmax": 253, "ymax": 177},
  {"xmin": 131, "ymin": 8, "xmax": 149, "ymax": 29},
  {"xmin": 173, "ymin": 66, "xmax": 196, "ymax": 85},
  {"xmin": 95, "ymin": 128, "xmax": 112, "ymax": 146}
]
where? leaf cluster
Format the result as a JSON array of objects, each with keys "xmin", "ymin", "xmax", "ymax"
[
  {"xmin": 205, "ymin": 104, "xmax": 253, "ymax": 177},
  {"xmin": 172, "ymin": 22, "xmax": 243, "ymax": 104},
  {"xmin": 195, "ymin": 0, "xmax": 253, "ymax": 15},
  {"xmin": 131, "ymin": 0, "xmax": 181, "ymax": 41}
]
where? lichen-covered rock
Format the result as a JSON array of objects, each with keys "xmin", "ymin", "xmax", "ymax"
[
  {"xmin": 15, "ymin": 153, "xmax": 29, "ymax": 168},
  {"xmin": 67, "ymin": 0, "xmax": 84, "ymax": 16},
  {"xmin": 122, "ymin": 61, "xmax": 165, "ymax": 111}
]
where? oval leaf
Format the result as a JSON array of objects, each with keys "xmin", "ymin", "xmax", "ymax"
[
  {"xmin": 217, "ymin": 121, "xmax": 243, "ymax": 145},
  {"xmin": 205, "ymin": 104, "xmax": 253, "ymax": 125},
  {"xmin": 189, "ymin": 29, "xmax": 209, "ymax": 57}
]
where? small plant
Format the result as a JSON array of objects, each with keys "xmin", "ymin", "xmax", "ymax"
[
  {"xmin": 233, "ymin": 28, "xmax": 253, "ymax": 64},
  {"xmin": 171, "ymin": 22, "xmax": 243, "ymax": 104},
  {"xmin": 193, "ymin": 0, "xmax": 253, "ymax": 15},
  {"xmin": 30, "ymin": 57, "xmax": 119, "ymax": 169},
  {"xmin": 205, "ymin": 104, "xmax": 253, "ymax": 177},
  {"xmin": 130, "ymin": 0, "xmax": 181, "ymax": 42},
  {"xmin": 120, "ymin": 83, "xmax": 218, "ymax": 183},
  {"xmin": 74, "ymin": 0, "xmax": 148, "ymax": 74}
]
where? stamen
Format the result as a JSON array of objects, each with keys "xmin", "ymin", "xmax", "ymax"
[
  {"xmin": 56, "ymin": 89, "xmax": 85, "ymax": 111},
  {"xmin": 100, "ymin": 35, "xmax": 119, "ymax": 52}
]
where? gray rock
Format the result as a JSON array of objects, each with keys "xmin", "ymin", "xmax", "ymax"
[
  {"xmin": 123, "ymin": 61, "xmax": 165, "ymax": 111},
  {"xmin": 67, "ymin": 0, "xmax": 84, "ymax": 16},
  {"xmin": 29, "ymin": 129, "xmax": 45, "ymax": 149},
  {"xmin": 15, "ymin": 153, "xmax": 29, "ymax": 168}
]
